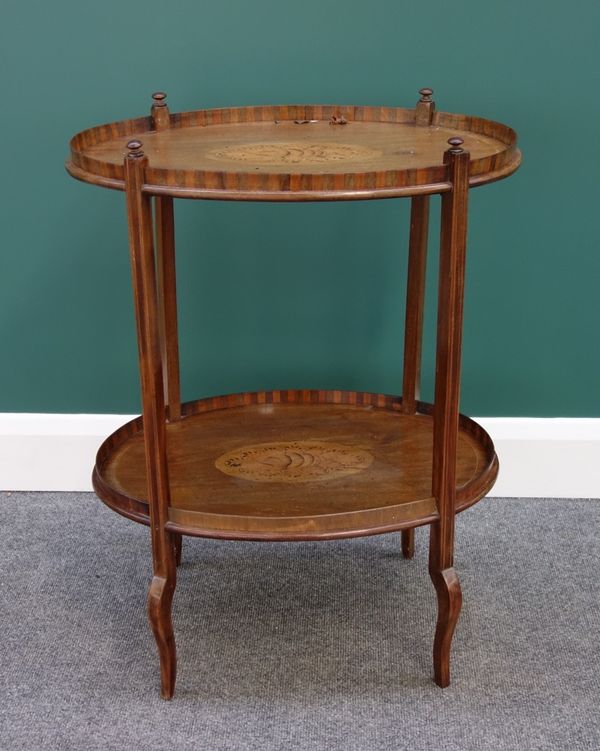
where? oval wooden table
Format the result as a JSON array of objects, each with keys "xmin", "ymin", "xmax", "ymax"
[{"xmin": 66, "ymin": 89, "xmax": 521, "ymax": 699}]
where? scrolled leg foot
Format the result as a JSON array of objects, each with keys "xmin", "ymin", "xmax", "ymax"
[
  {"xmin": 430, "ymin": 566, "xmax": 462, "ymax": 688},
  {"xmin": 401, "ymin": 528, "xmax": 415, "ymax": 559},
  {"xmin": 148, "ymin": 575, "xmax": 177, "ymax": 699}
]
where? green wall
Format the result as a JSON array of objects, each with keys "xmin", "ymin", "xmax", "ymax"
[{"xmin": 1, "ymin": 0, "xmax": 598, "ymax": 416}]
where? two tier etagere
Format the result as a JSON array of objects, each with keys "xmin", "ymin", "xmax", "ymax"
[{"xmin": 67, "ymin": 88, "xmax": 521, "ymax": 698}]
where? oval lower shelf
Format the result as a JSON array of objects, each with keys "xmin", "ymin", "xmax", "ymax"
[{"xmin": 93, "ymin": 390, "xmax": 498, "ymax": 541}]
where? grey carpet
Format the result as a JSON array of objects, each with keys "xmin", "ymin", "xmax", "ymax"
[{"xmin": 0, "ymin": 493, "xmax": 599, "ymax": 751}]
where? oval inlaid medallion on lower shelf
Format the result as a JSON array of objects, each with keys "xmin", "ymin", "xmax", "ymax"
[{"xmin": 215, "ymin": 440, "xmax": 374, "ymax": 483}]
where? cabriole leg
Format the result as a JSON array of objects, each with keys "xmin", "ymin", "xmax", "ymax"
[
  {"xmin": 429, "ymin": 137, "xmax": 470, "ymax": 687},
  {"xmin": 148, "ymin": 565, "xmax": 177, "ymax": 699},
  {"xmin": 153, "ymin": 95, "xmax": 183, "ymax": 572},
  {"xmin": 125, "ymin": 139, "xmax": 177, "ymax": 699},
  {"xmin": 429, "ymin": 524, "xmax": 462, "ymax": 687}
]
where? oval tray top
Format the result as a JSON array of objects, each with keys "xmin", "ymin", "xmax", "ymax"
[
  {"xmin": 67, "ymin": 102, "xmax": 520, "ymax": 201},
  {"xmin": 92, "ymin": 390, "xmax": 498, "ymax": 541}
]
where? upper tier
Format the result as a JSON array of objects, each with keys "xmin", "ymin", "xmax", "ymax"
[{"xmin": 66, "ymin": 104, "xmax": 521, "ymax": 201}]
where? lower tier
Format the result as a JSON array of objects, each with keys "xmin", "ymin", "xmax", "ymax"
[{"xmin": 93, "ymin": 390, "xmax": 498, "ymax": 540}]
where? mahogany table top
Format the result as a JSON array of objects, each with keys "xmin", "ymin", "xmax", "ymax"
[{"xmin": 67, "ymin": 104, "xmax": 520, "ymax": 201}]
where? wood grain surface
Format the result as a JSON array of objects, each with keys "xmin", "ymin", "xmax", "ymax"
[
  {"xmin": 125, "ymin": 142, "xmax": 177, "ymax": 698},
  {"xmin": 214, "ymin": 440, "xmax": 375, "ymax": 483},
  {"xmin": 93, "ymin": 391, "xmax": 498, "ymax": 541},
  {"xmin": 67, "ymin": 103, "xmax": 520, "ymax": 200},
  {"xmin": 428, "ymin": 140, "xmax": 470, "ymax": 687}
]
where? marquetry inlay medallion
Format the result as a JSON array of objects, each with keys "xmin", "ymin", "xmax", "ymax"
[{"xmin": 215, "ymin": 441, "xmax": 374, "ymax": 483}]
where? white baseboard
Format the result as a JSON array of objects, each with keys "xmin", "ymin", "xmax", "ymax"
[
  {"xmin": 0, "ymin": 414, "xmax": 598, "ymax": 498},
  {"xmin": 475, "ymin": 418, "xmax": 599, "ymax": 498},
  {"xmin": 0, "ymin": 414, "xmax": 132, "ymax": 493}
]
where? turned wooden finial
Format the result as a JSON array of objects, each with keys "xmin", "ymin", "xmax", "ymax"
[
  {"xmin": 416, "ymin": 86, "xmax": 435, "ymax": 126},
  {"xmin": 126, "ymin": 139, "xmax": 144, "ymax": 158},
  {"xmin": 447, "ymin": 137, "xmax": 464, "ymax": 154},
  {"xmin": 151, "ymin": 91, "xmax": 170, "ymax": 130}
]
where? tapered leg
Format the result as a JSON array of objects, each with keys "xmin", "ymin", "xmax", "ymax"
[
  {"xmin": 401, "ymin": 529, "xmax": 415, "ymax": 559},
  {"xmin": 399, "ymin": 194, "xmax": 431, "ymax": 561},
  {"xmin": 401, "ymin": 195, "xmax": 430, "ymax": 417},
  {"xmin": 155, "ymin": 195, "xmax": 181, "ymax": 423},
  {"xmin": 148, "ymin": 573, "xmax": 177, "ymax": 699}
]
